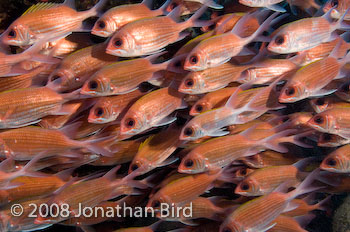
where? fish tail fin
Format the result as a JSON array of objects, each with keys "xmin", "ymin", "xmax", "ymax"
[
  {"xmin": 84, "ymin": 0, "xmax": 109, "ymax": 18},
  {"xmin": 249, "ymin": 11, "xmax": 280, "ymax": 43},
  {"xmin": 18, "ymin": 152, "xmax": 50, "ymax": 177},
  {"xmin": 287, "ymin": 168, "xmax": 322, "ymax": 200},
  {"xmin": 315, "ymin": 195, "xmax": 332, "ymax": 213},
  {"xmin": 141, "ymin": 0, "xmax": 154, "ymax": 9},
  {"xmin": 295, "ymin": 214, "xmax": 316, "ymax": 229},
  {"xmin": 153, "ymin": 0, "xmax": 172, "ymax": 14},
  {"xmin": 259, "ymin": 129, "xmax": 297, "ymax": 153},
  {"xmin": 225, "ymin": 82, "xmax": 254, "ymax": 110},
  {"xmin": 336, "ymin": 7, "xmax": 350, "ymax": 30},
  {"xmin": 278, "ymin": 130, "xmax": 315, "ymax": 149},
  {"xmin": 82, "ymin": 137, "xmax": 115, "ymax": 157},
  {"xmin": 156, "ymin": 54, "xmax": 187, "ymax": 73},
  {"xmin": 181, "ymin": 5, "xmax": 211, "ymax": 29}
]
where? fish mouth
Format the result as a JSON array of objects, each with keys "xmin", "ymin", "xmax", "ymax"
[{"xmin": 91, "ymin": 29, "xmax": 110, "ymax": 38}]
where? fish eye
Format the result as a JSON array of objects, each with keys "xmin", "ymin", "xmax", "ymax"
[
  {"xmin": 97, "ymin": 21, "xmax": 106, "ymax": 29},
  {"xmin": 342, "ymin": 84, "xmax": 350, "ymax": 92},
  {"xmin": 88, "ymin": 80, "xmax": 99, "ymax": 90},
  {"xmin": 275, "ymin": 35, "xmax": 285, "ymax": 45},
  {"xmin": 195, "ymin": 104, "xmax": 203, "ymax": 112},
  {"xmin": 125, "ymin": 118, "xmax": 135, "ymax": 128},
  {"xmin": 94, "ymin": 107, "xmax": 104, "ymax": 117},
  {"xmin": 241, "ymin": 183, "xmax": 250, "ymax": 190},
  {"xmin": 8, "ymin": 29, "xmax": 16, "ymax": 38},
  {"xmin": 326, "ymin": 158, "xmax": 337, "ymax": 166},
  {"xmin": 323, "ymin": 133, "xmax": 333, "ymax": 141},
  {"xmin": 316, "ymin": 98, "xmax": 325, "ymax": 106},
  {"xmin": 130, "ymin": 163, "xmax": 139, "ymax": 171},
  {"xmin": 285, "ymin": 87, "xmax": 295, "ymax": 96},
  {"xmin": 184, "ymin": 127, "xmax": 194, "ymax": 136},
  {"xmin": 184, "ymin": 159, "xmax": 194, "ymax": 167},
  {"xmin": 240, "ymin": 169, "xmax": 247, "ymax": 175},
  {"xmin": 314, "ymin": 116, "xmax": 324, "ymax": 124},
  {"xmin": 114, "ymin": 38, "xmax": 123, "ymax": 47},
  {"xmin": 152, "ymin": 200, "xmax": 161, "ymax": 208},
  {"xmin": 331, "ymin": 0, "xmax": 338, "ymax": 7},
  {"xmin": 184, "ymin": 78, "xmax": 194, "ymax": 87},
  {"xmin": 222, "ymin": 228, "xmax": 232, "ymax": 232},
  {"xmin": 189, "ymin": 55, "xmax": 198, "ymax": 64}
]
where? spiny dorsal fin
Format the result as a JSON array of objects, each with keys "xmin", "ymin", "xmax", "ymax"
[
  {"xmin": 22, "ymin": 2, "xmax": 60, "ymax": 16},
  {"xmin": 138, "ymin": 134, "xmax": 155, "ymax": 151}
]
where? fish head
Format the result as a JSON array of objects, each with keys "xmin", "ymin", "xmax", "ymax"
[
  {"xmin": 318, "ymin": 133, "xmax": 346, "ymax": 147},
  {"xmin": 307, "ymin": 111, "xmax": 336, "ymax": 133},
  {"xmin": 0, "ymin": 23, "xmax": 35, "ymax": 46},
  {"xmin": 91, "ymin": 16, "xmax": 117, "ymax": 38},
  {"xmin": 120, "ymin": 110, "xmax": 144, "ymax": 136},
  {"xmin": 268, "ymin": 30, "xmax": 294, "ymax": 54},
  {"xmin": 180, "ymin": 121, "xmax": 205, "ymax": 141},
  {"xmin": 178, "ymin": 151, "xmax": 207, "ymax": 174},
  {"xmin": 234, "ymin": 178, "xmax": 259, "ymax": 196},
  {"xmin": 321, "ymin": 152, "xmax": 347, "ymax": 173},
  {"xmin": 47, "ymin": 68, "xmax": 75, "ymax": 90},
  {"xmin": 106, "ymin": 31, "xmax": 135, "ymax": 57},
  {"xmin": 323, "ymin": 0, "xmax": 341, "ymax": 19},
  {"xmin": 147, "ymin": 193, "xmax": 170, "ymax": 211},
  {"xmin": 178, "ymin": 72, "xmax": 206, "ymax": 94},
  {"xmin": 310, "ymin": 97, "xmax": 331, "ymax": 113},
  {"xmin": 88, "ymin": 100, "xmax": 117, "ymax": 124},
  {"xmin": 241, "ymin": 154, "xmax": 264, "ymax": 168},
  {"xmin": 81, "ymin": 76, "xmax": 113, "ymax": 96},
  {"xmin": 129, "ymin": 158, "xmax": 148, "ymax": 175},
  {"xmin": 184, "ymin": 49, "xmax": 208, "ymax": 71},
  {"xmin": 190, "ymin": 101, "xmax": 211, "ymax": 116},
  {"xmin": 234, "ymin": 167, "xmax": 253, "ymax": 180},
  {"xmin": 279, "ymin": 81, "xmax": 306, "ymax": 103},
  {"xmin": 237, "ymin": 67, "xmax": 257, "ymax": 83},
  {"xmin": 238, "ymin": 0, "xmax": 255, "ymax": 6}
]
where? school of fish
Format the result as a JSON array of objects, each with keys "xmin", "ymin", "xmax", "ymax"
[{"xmin": 0, "ymin": 0, "xmax": 350, "ymax": 231}]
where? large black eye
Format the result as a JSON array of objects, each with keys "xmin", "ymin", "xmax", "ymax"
[
  {"xmin": 88, "ymin": 80, "xmax": 98, "ymax": 90},
  {"xmin": 314, "ymin": 116, "xmax": 324, "ymax": 124},
  {"xmin": 241, "ymin": 183, "xmax": 250, "ymax": 190},
  {"xmin": 125, "ymin": 118, "xmax": 135, "ymax": 128},
  {"xmin": 114, "ymin": 39, "xmax": 123, "ymax": 47},
  {"xmin": 8, "ymin": 29, "xmax": 16, "ymax": 38},
  {"xmin": 222, "ymin": 228, "xmax": 232, "ymax": 232},
  {"xmin": 326, "ymin": 158, "xmax": 337, "ymax": 166},
  {"xmin": 184, "ymin": 159, "xmax": 194, "ymax": 167},
  {"xmin": 323, "ymin": 133, "xmax": 333, "ymax": 141},
  {"xmin": 240, "ymin": 169, "xmax": 247, "ymax": 175},
  {"xmin": 189, "ymin": 55, "xmax": 198, "ymax": 64},
  {"xmin": 184, "ymin": 79, "xmax": 194, "ymax": 87},
  {"xmin": 130, "ymin": 164, "xmax": 139, "ymax": 171},
  {"xmin": 97, "ymin": 21, "xmax": 106, "ymax": 29},
  {"xmin": 285, "ymin": 87, "xmax": 295, "ymax": 96},
  {"xmin": 316, "ymin": 98, "xmax": 325, "ymax": 106},
  {"xmin": 184, "ymin": 127, "xmax": 193, "ymax": 136},
  {"xmin": 152, "ymin": 200, "xmax": 160, "ymax": 208},
  {"xmin": 275, "ymin": 35, "xmax": 285, "ymax": 45},
  {"xmin": 195, "ymin": 104, "xmax": 203, "ymax": 112},
  {"xmin": 331, "ymin": 0, "xmax": 338, "ymax": 7},
  {"xmin": 94, "ymin": 107, "xmax": 104, "ymax": 117}
]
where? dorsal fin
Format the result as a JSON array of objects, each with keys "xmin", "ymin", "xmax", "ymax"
[{"xmin": 22, "ymin": 2, "xmax": 59, "ymax": 16}]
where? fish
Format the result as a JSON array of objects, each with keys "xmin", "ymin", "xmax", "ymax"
[
  {"xmin": 81, "ymin": 53, "xmax": 177, "ymax": 96},
  {"xmin": 235, "ymin": 163, "xmax": 307, "ymax": 196},
  {"xmin": 323, "ymin": 0, "xmax": 350, "ymax": 20},
  {"xmin": 0, "ymin": 125, "xmax": 115, "ymax": 160},
  {"xmin": 180, "ymin": 82, "xmax": 283, "ymax": 141},
  {"xmin": 268, "ymin": 7, "xmax": 350, "ymax": 54},
  {"xmin": 309, "ymin": 96, "xmax": 350, "ymax": 113},
  {"xmin": 219, "ymin": 169, "xmax": 319, "ymax": 232},
  {"xmin": 307, "ymin": 107, "xmax": 350, "ymax": 139},
  {"xmin": 279, "ymin": 50, "xmax": 348, "ymax": 103},
  {"xmin": 92, "ymin": 0, "xmax": 170, "ymax": 37},
  {"xmin": 283, "ymin": 195, "xmax": 330, "ymax": 217},
  {"xmin": 91, "ymin": 140, "xmax": 141, "ymax": 166},
  {"xmin": 120, "ymin": 87, "xmax": 186, "ymax": 136},
  {"xmin": 147, "ymin": 169, "xmax": 226, "ymax": 209},
  {"xmin": 0, "ymin": 0, "xmax": 107, "ymax": 46},
  {"xmin": 129, "ymin": 125, "xmax": 181, "ymax": 175},
  {"xmin": 178, "ymin": 128, "xmax": 303, "ymax": 174},
  {"xmin": 183, "ymin": 11, "xmax": 279, "ymax": 71},
  {"xmin": 233, "ymin": 167, "xmax": 255, "ymax": 181},
  {"xmin": 240, "ymin": 150, "xmax": 302, "ymax": 169},
  {"xmin": 0, "ymin": 87, "xmax": 81, "ymax": 129},
  {"xmin": 47, "ymin": 42, "xmax": 118, "ymax": 92},
  {"xmin": 178, "ymin": 61, "xmax": 248, "ymax": 94},
  {"xmin": 88, "ymin": 90, "xmax": 145, "ymax": 124},
  {"xmin": 189, "ymin": 87, "xmax": 237, "ymax": 116},
  {"xmin": 320, "ymin": 144, "xmax": 350, "ymax": 173},
  {"xmin": 106, "ymin": 6, "xmax": 210, "ymax": 57},
  {"xmin": 317, "ymin": 133, "xmax": 350, "ymax": 147}
]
